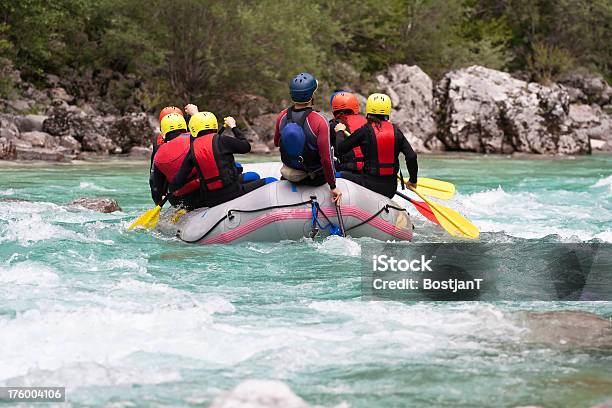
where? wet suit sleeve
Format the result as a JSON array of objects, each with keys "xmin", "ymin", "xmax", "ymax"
[
  {"xmin": 169, "ymin": 150, "xmax": 196, "ymax": 194},
  {"xmin": 273, "ymin": 109, "xmax": 287, "ymax": 147},
  {"xmin": 396, "ymin": 126, "xmax": 418, "ymax": 184},
  {"xmin": 220, "ymin": 127, "xmax": 251, "ymax": 154},
  {"xmin": 309, "ymin": 112, "xmax": 336, "ymax": 189},
  {"xmin": 149, "ymin": 164, "xmax": 168, "ymax": 204},
  {"xmin": 338, "ymin": 125, "xmax": 366, "ymax": 155}
]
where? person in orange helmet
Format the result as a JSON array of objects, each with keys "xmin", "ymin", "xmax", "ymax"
[{"xmin": 329, "ymin": 91, "xmax": 368, "ymax": 174}]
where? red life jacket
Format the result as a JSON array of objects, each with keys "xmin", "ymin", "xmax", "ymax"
[
  {"xmin": 156, "ymin": 133, "xmax": 164, "ymax": 146},
  {"xmin": 191, "ymin": 133, "xmax": 238, "ymax": 191},
  {"xmin": 153, "ymin": 133, "xmax": 199, "ymax": 196},
  {"xmin": 339, "ymin": 114, "xmax": 367, "ymax": 171},
  {"xmin": 366, "ymin": 121, "xmax": 397, "ymax": 176}
]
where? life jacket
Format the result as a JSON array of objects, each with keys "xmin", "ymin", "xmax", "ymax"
[
  {"xmin": 279, "ymin": 108, "xmax": 321, "ymax": 172},
  {"xmin": 337, "ymin": 114, "xmax": 367, "ymax": 172},
  {"xmin": 156, "ymin": 133, "xmax": 164, "ymax": 146},
  {"xmin": 191, "ymin": 133, "xmax": 238, "ymax": 191},
  {"xmin": 153, "ymin": 133, "xmax": 199, "ymax": 196},
  {"xmin": 365, "ymin": 121, "xmax": 397, "ymax": 177}
]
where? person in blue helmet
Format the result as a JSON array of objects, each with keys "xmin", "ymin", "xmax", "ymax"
[{"xmin": 273, "ymin": 72, "xmax": 342, "ymax": 204}]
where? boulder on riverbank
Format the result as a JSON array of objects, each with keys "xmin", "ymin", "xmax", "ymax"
[{"xmin": 434, "ymin": 66, "xmax": 591, "ymax": 154}]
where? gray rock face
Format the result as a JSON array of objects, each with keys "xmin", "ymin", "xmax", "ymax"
[
  {"xmin": 435, "ymin": 66, "xmax": 591, "ymax": 154},
  {"xmin": 14, "ymin": 147, "xmax": 71, "ymax": 161},
  {"xmin": 560, "ymin": 71, "xmax": 612, "ymax": 105},
  {"xmin": 42, "ymin": 101, "xmax": 117, "ymax": 154},
  {"xmin": 15, "ymin": 114, "xmax": 47, "ymax": 132},
  {"xmin": 0, "ymin": 114, "xmax": 20, "ymax": 140},
  {"xmin": 19, "ymin": 131, "xmax": 57, "ymax": 148},
  {"xmin": 69, "ymin": 197, "xmax": 122, "ymax": 213},
  {"xmin": 0, "ymin": 137, "xmax": 15, "ymax": 159},
  {"xmin": 106, "ymin": 112, "xmax": 152, "ymax": 151},
  {"xmin": 376, "ymin": 64, "xmax": 439, "ymax": 152}
]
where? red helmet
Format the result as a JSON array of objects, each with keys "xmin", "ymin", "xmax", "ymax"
[
  {"xmin": 331, "ymin": 92, "xmax": 360, "ymax": 115},
  {"xmin": 159, "ymin": 106, "xmax": 183, "ymax": 122}
]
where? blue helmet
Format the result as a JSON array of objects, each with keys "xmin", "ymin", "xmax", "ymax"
[{"xmin": 289, "ymin": 72, "xmax": 318, "ymax": 103}]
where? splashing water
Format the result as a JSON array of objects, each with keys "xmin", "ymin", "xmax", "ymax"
[{"xmin": 0, "ymin": 155, "xmax": 610, "ymax": 407}]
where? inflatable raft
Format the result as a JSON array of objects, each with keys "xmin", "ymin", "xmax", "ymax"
[{"xmin": 161, "ymin": 178, "xmax": 413, "ymax": 244}]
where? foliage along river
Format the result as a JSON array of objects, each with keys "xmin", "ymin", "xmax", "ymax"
[{"xmin": 0, "ymin": 154, "xmax": 611, "ymax": 407}]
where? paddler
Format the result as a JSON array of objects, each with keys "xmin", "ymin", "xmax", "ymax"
[
  {"xmin": 274, "ymin": 72, "xmax": 342, "ymax": 204},
  {"xmin": 149, "ymin": 112, "xmax": 202, "ymax": 209},
  {"xmin": 329, "ymin": 91, "xmax": 368, "ymax": 173},
  {"xmin": 337, "ymin": 93, "xmax": 418, "ymax": 198},
  {"xmin": 169, "ymin": 112, "xmax": 276, "ymax": 208}
]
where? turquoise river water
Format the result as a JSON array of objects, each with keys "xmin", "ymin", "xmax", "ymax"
[{"xmin": 0, "ymin": 154, "xmax": 611, "ymax": 407}]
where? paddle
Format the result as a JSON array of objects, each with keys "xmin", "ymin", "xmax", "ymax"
[
  {"xmin": 395, "ymin": 191, "xmax": 440, "ymax": 225},
  {"xmin": 335, "ymin": 203, "xmax": 346, "ymax": 236},
  {"xmin": 399, "ymin": 177, "xmax": 455, "ymax": 200},
  {"xmin": 409, "ymin": 186, "xmax": 480, "ymax": 239},
  {"xmin": 127, "ymin": 195, "xmax": 170, "ymax": 231}
]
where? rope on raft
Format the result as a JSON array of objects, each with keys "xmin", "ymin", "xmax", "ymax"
[{"xmin": 179, "ymin": 195, "xmax": 407, "ymax": 243}]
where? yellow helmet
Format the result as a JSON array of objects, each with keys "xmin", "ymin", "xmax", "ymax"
[
  {"xmin": 365, "ymin": 93, "xmax": 392, "ymax": 116},
  {"xmin": 189, "ymin": 111, "xmax": 218, "ymax": 137},
  {"xmin": 160, "ymin": 113, "xmax": 187, "ymax": 138}
]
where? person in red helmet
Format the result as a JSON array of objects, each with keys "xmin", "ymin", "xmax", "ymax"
[
  {"xmin": 150, "ymin": 113, "xmax": 202, "ymax": 209},
  {"xmin": 329, "ymin": 91, "xmax": 368, "ymax": 174},
  {"xmin": 274, "ymin": 72, "xmax": 342, "ymax": 204}
]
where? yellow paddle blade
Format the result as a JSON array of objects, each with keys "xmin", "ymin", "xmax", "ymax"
[
  {"xmin": 400, "ymin": 177, "xmax": 455, "ymax": 200},
  {"xmin": 410, "ymin": 188, "xmax": 479, "ymax": 239},
  {"xmin": 127, "ymin": 205, "xmax": 162, "ymax": 231},
  {"xmin": 169, "ymin": 209, "xmax": 188, "ymax": 224}
]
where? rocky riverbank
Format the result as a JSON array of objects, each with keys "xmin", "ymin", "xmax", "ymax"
[{"xmin": 0, "ymin": 64, "xmax": 611, "ymax": 161}]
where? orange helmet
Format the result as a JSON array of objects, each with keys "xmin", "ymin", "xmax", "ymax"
[
  {"xmin": 331, "ymin": 92, "xmax": 360, "ymax": 115},
  {"xmin": 159, "ymin": 106, "xmax": 183, "ymax": 122}
]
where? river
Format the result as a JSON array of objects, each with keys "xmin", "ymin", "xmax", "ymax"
[{"xmin": 1, "ymin": 154, "xmax": 611, "ymax": 407}]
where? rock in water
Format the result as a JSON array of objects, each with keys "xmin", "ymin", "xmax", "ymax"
[
  {"xmin": 69, "ymin": 197, "xmax": 122, "ymax": 213},
  {"xmin": 435, "ymin": 66, "xmax": 591, "ymax": 154},
  {"xmin": 209, "ymin": 380, "xmax": 335, "ymax": 408},
  {"xmin": 128, "ymin": 146, "xmax": 152, "ymax": 158},
  {"xmin": 516, "ymin": 310, "xmax": 612, "ymax": 349},
  {"xmin": 376, "ymin": 65, "xmax": 439, "ymax": 152}
]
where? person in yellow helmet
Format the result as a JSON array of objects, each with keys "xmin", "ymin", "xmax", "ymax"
[
  {"xmin": 336, "ymin": 93, "xmax": 418, "ymax": 198},
  {"xmin": 149, "ymin": 112, "xmax": 202, "ymax": 209},
  {"xmin": 169, "ymin": 112, "xmax": 277, "ymax": 208}
]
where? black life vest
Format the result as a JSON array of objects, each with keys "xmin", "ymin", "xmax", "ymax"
[
  {"xmin": 365, "ymin": 121, "xmax": 397, "ymax": 177},
  {"xmin": 336, "ymin": 114, "xmax": 367, "ymax": 172},
  {"xmin": 279, "ymin": 108, "xmax": 321, "ymax": 172},
  {"xmin": 191, "ymin": 133, "xmax": 238, "ymax": 191}
]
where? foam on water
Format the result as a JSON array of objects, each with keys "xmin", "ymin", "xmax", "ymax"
[
  {"xmin": 0, "ymin": 157, "xmax": 610, "ymax": 406},
  {"xmin": 78, "ymin": 181, "xmax": 117, "ymax": 192}
]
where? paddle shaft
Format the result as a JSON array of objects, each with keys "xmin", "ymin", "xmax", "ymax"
[{"xmin": 335, "ymin": 203, "xmax": 346, "ymax": 237}]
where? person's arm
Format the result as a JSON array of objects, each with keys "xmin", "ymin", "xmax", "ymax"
[
  {"xmin": 396, "ymin": 126, "xmax": 418, "ymax": 184},
  {"xmin": 310, "ymin": 112, "xmax": 337, "ymax": 191},
  {"xmin": 273, "ymin": 110, "xmax": 286, "ymax": 147},
  {"xmin": 221, "ymin": 117, "xmax": 251, "ymax": 154},
  {"xmin": 169, "ymin": 150, "xmax": 196, "ymax": 193},
  {"xmin": 149, "ymin": 165, "xmax": 168, "ymax": 204},
  {"xmin": 338, "ymin": 125, "xmax": 366, "ymax": 155}
]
